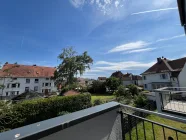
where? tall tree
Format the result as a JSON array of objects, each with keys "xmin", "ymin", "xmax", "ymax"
[
  {"xmin": 106, "ymin": 77, "xmax": 121, "ymax": 91},
  {"xmin": 54, "ymin": 47, "xmax": 93, "ymax": 86}
]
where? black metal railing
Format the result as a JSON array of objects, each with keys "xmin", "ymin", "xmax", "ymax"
[
  {"xmin": 160, "ymin": 91, "xmax": 186, "ymax": 114},
  {"xmin": 118, "ymin": 111, "xmax": 186, "ymax": 140}
]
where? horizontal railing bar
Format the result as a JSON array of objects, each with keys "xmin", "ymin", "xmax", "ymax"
[
  {"xmin": 120, "ymin": 104, "xmax": 186, "ymax": 123},
  {"xmin": 121, "ymin": 111, "xmax": 186, "ymax": 134}
]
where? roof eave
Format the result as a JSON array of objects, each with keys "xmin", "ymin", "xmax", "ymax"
[
  {"xmin": 177, "ymin": 0, "xmax": 186, "ymax": 33},
  {"xmin": 177, "ymin": 0, "xmax": 185, "ymax": 26}
]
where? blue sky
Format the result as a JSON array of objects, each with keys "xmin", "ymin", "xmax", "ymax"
[{"xmin": 0, "ymin": 0, "xmax": 186, "ymax": 78}]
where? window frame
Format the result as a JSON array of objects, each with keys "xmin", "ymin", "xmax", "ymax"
[
  {"xmin": 35, "ymin": 79, "xmax": 39, "ymax": 83},
  {"xmin": 25, "ymin": 87, "xmax": 29, "ymax": 92},
  {"xmin": 11, "ymin": 84, "xmax": 16, "ymax": 88},
  {"xmin": 143, "ymin": 76, "xmax": 146, "ymax": 80},
  {"xmin": 26, "ymin": 79, "xmax": 30, "ymax": 84},
  {"xmin": 34, "ymin": 86, "xmax": 38, "ymax": 91},
  {"xmin": 160, "ymin": 74, "xmax": 168, "ymax": 79}
]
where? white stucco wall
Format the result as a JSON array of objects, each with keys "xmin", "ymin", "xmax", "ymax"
[
  {"xmin": 142, "ymin": 72, "xmax": 171, "ymax": 91},
  {"xmin": 0, "ymin": 77, "xmax": 57, "ymax": 97},
  {"xmin": 178, "ymin": 63, "xmax": 186, "ymax": 96},
  {"xmin": 123, "ymin": 80, "xmax": 132, "ymax": 86},
  {"xmin": 137, "ymin": 80, "xmax": 143, "ymax": 86},
  {"xmin": 178, "ymin": 63, "xmax": 186, "ymax": 88}
]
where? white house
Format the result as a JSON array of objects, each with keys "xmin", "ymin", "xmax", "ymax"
[
  {"xmin": 141, "ymin": 57, "xmax": 186, "ymax": 91},
  {"xmin": 0, "ymin": 63, "xmax": 57, "ymax": 99}
]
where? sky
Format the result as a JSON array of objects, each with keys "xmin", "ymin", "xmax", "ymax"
[{"xmin": 0, "ymin": 0, "xmax": 186, "ymax": 79}]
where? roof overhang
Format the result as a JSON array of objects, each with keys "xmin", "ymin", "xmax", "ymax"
[{"xmin": 177, "ymin": 0, "xmax": 186, "ymax": 33}]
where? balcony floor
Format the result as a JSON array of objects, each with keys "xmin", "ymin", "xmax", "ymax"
[{"xmin": 164, "ymin": 100, "xmax": 186, "ymax": 113}]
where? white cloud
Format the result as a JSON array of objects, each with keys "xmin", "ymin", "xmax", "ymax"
[
  {"xmin": 131, "ymin": 7, "xmax": 177, "ymax": 15},
  {"xmin": 153, "ymin": 0, "xmax": 174, "ymax": 7},
  {"xmin": 70, "ymin": 0, "xmax": 126, "ymax": 17},
  {"xmin": 127, "ymin": 48, "xmax": 156, "ymax": 53},
  {"xmin": 115, "ymin": 1, "xmax": 120, "ymax": 8},
  {"xmin": 95, "ymin": 61, "xmax": 155, "ymax": 71},
  {"xmin": 155, "ymin": 34, "xmax": 185, "ymax": 42},
  {"xmin": 108, "ymin": 41, "xmax": 148, "ymax": 53},
  {"xmin": 70, "ymin": 0, "xmax": 85, "ymax": 8},
  {"xmin": 108, "ymin": 34, "xmax": 184, "ymax": 54}
]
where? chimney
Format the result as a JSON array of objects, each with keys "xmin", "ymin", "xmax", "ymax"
[
  {"xmin": 157, "ymin": 57, "xmax": 162, "ymax": 64},
  {"xmin": 33, "ymin": 64, "xmax": 37, "ymax": 66},
  {"xmin": 5, "ymin": 62, "xmax": 8, "ymax": 65}
]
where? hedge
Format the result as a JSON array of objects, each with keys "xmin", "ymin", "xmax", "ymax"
[{"xmin": 1, "ymin": 93, "xmax": 91, "ymax": 131}]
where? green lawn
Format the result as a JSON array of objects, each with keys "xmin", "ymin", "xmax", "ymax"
[
  {"xmin": 125, "ymin": 114, "xmax": 186, "ymax": 140},
  {"xmin": 91, "ymin": 94, "xmax": 115, "ymax": 103}
]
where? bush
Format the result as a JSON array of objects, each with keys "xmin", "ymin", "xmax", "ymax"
[
  {"xmin": 57, "ymin": 111, "xmax": 70, "ymax": 116},
  {"xmin": 127, "ymin": 84, "xmax": 139, "ymax": 96},
  {"xmin": 114, "ymin": 85, "xmax": 126, "ymax": 97},
  {"xmin": 93, "ymin": 99, "xmax": 104, "ymax": 106},
  {"xmin": 1, "ymin": 93, "xmax": 91, "ymax": 131},
  {"xmin": 134, "ymin": 94, "xmax": 148, "ymax": 107},
  {"xmin": 60, "ymin": 83, "xmax": 79, "ymax": 94}
]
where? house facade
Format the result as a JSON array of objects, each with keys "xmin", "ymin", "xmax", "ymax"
[
  {"xmin": 141, "ymin": 57, "xmax": 186, "ymax": 91},
  {"xmin": 0, "ymin": 63, "xmax": 57, "ymax": 99}
]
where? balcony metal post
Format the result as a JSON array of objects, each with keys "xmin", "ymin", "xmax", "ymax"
[{"xmin": 118, "ymin": 111, "xmax": 125, "ymax": 140}]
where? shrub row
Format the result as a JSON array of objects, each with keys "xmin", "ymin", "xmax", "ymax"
[{"xmin": 1, "ymin": 93, "xmax": 91, "ymax": 131}]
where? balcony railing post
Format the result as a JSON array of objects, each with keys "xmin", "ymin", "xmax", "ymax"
[
  {"xmin": 160, "ymin": 92, "xmax": 164, "ymax": 110},
  {"xmin": 118, "ymin": 111, "xmax": 125, "ymax": 140}
]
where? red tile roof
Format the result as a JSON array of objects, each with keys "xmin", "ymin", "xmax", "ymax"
[
  {"xmin": 142, "ymin": 57, "xmax": 186, "ymax": 75},
  {"xmin": 0, "ymin": 64, "xmax": 55, "ymax": 78}
]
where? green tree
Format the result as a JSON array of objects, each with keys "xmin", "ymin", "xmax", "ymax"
[
  {"xmin": 89, "ymin": 80, "xmax": 106, "ymax": 93},
  {"xmin": 106, "ymin": 77, "xmax": 121, "ymax": 91},
  {"xmin": 134, "ymin": 94, "xmax": 147, "ymax": 107},
  {"xmin": 53, "ymin": 47, "xmax": 93, "ymax": 86},
  {"xmin": 127, "ymin": 84, "xmax": 139, "ymax": 96},
  {"xmin": 114, "ymin": 85, "xmax": 126, "ymax": 97}
]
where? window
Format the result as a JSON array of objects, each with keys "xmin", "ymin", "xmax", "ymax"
[
  {"xmin": 18, "ymin": 83, "xmax": 20, "ymax": 88},
  {"xmin": 143, "ymin": 76, "xmax": 146, "ymax": 80},
  {"xmin": 17, "ymin": 91, "xmax": 19, "ymax": 95},
  {"xmin": 144, "ymin": 84, "xmax": 147, "ymax": 88},
  {"xmin": 172, "ymin": 78, "xmax": 175, "ymax": 81},
  {"xmin": 12, "ymin": 84, "xmax": 16, "ymax": 88},
  {"xmin": 42, "ymin": 89, "xmax": 44, "ymax": 93},
  {"xmin": 46, "ymin": 78, "xmax": 49, "ymax": 80},
  {"xmin": 45, "ymin": 83, "xmax": 49, "ymax": 86},
  {"xmin": 35, "ymin": 79, "xmax": 39, "ymax": 83},
  {"xmin": 34, "ymin": 86, "xmax": 38, "ymax": 91},
  {"xmin": 160, "ymin": 74, "xmax": 168, "ymax": 79},
  {"xmin": 42, "ymin": 83, "xmax": 44, "ymax": 87},
  {"xmin": 7, "ymin": 84, "xmax": 9, "ymax": 88},
  {"xmin": 48, "ymin": 89, "xmax": 51, "ymax": 92},
  {"xmin": 26, "ymin": 79, "xmax": 30, "ymax": 83},
  {"xmin": 12, "ymin": 78, "xmax": 17, "ymax": 80},
  {"xmin": 6, "ymin": 92, "xmax": 8, "ymax": 96},
  {"xmin": 11, "ymin": 91, "xmax": 15, "ymax": 95},
  {"xmin": 49, "ymin": 83, "xmax": 51, "ymax": 86},
  {"xmin": 25, "ymin": 87, "xmax": 29, "ymax": 92}
]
